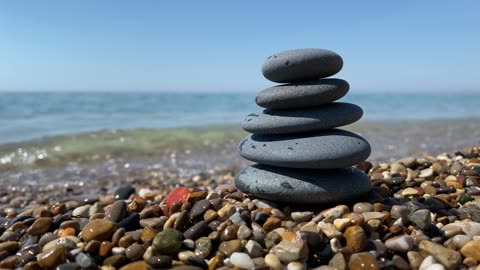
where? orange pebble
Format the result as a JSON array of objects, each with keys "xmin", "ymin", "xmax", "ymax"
[{"xmin": 60, "ymin": 227, "xmax": 76, "ymax": 237}]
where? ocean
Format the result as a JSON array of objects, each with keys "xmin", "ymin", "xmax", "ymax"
[{"xmin": 1, "ymin": 91, "xmax": 479, "ymax": 144}]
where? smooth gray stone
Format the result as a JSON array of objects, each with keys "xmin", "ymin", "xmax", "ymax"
[
  {"xmin": 262, "ymin": 48, "xmax": 343, "ymax": 83},
  {"xmin": 235, "ymin": 164, "xmax": 371, "ymax": 204},
  {"xmin": 239, "ymin": 129, "xmax": 371, "ymax": 169},
  {"xmin": 256, "ymin": 79, "xmax": 349, "ymax": 109},
  {"xmin": 242, "ymin": 102, "xmax": 362, "ymax": 134}
]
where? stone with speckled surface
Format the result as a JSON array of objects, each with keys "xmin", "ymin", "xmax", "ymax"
[
  {"xmin": 262, "ymin": 48, "xmax": 343, "ymax": 83},
  {"xmin": 242, "ymin": 102, "xmax": 362, "ymax": 135},
  {"xmin": 256, "ymin": 79, "xmax": 349, "ymax": 110},
  {"xmin": 238, "ymin": 129, "xmax": 371, "ymax": 169},
  {"xmin": 235, "ymin": 164, "xmax": 371, "ymax": 204}
]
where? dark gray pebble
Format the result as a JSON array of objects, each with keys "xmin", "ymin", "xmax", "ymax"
[
  {"xmin": 239, "ymin": 129, "xmax": 371, "ymax": 169},
  {"xmin": 256, "ymin": 79, "xmax": 349, "ymax": 109},
  {"xmin": 235, "ymin": 164, "xmax": 371, "ymax": 204},
  {"xmin": 262, "ymin": 48, "xmax": 343, "ymax": 83},
  {"xmin": 146, "ymin": 255, "xmax": 172, "ymax": 268},
  {"xmin": 183, "ymin": 221, "xmax": 208, "ymax": 240},
  {"xmin": 114, "ymin": 185, "xmax": 135, "ymax": 200},
  {"xmin": 242, "ymin": 102, "xmax": 362, "ymax": 134}
]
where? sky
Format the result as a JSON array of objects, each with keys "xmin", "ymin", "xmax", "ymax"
[{"xmin": 0, "ymin": 1, "xmax": 479, "ymax": 92}]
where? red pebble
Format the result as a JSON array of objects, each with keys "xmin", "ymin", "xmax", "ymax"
[{"xmin": 165, "ymin": 186, "xmax": 191, "ymax": 207}]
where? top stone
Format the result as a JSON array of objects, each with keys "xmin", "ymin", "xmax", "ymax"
[{"xmin": 262, "ymin": 48, "xmax": 343, "ymax": 83}]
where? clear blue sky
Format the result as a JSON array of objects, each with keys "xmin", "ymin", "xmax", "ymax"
[{"xmin": 0, "ymin": 1, "xmax": 479, "ymax": 92}]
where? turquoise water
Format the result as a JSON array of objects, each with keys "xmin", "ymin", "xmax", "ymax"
[{"xmin": 1, "ymin": 91, "xmax": 479, "ymax": 143}]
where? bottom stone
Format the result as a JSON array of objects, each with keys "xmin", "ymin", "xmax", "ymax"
[{"xmin": 235, "ymin": 164, "xmax": 371, "ymax": 204}]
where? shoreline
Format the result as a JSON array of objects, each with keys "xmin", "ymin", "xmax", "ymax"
[{"xmin": 1, "ymin": 118, "xmax": 480, "ymax": 172}]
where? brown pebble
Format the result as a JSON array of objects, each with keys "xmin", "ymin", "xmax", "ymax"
[
  {"xmin": 342, "ymin": 212, "xmax": 364, "ymax": 226},
  {"xmin": 208, "ymin": 255, "xmax": 222, "ymax": 270},
  {"xmin": 204, "ymin": 209, "xmax": 219, "ymax": 222},
  {"xmin": 84, "ymin": 240, "xmax": 101, "ymax": 254},
  {"xmin": 82, "ymin": 219, "xmax": 117, "ymax": 242},
  {"xmin": 221, "ymin": 224, "xmax": 239, "ymax": 242},
  {"xmin": 141, "ymin": 227, "xmax": 159, "ymax": 243},
  {"xmin": 100, "ymin": 241, "xmax": 114, "ymax": 257},
  {"xmin": 112, "ymin": 228, "xmax": 126, "ymax": 246},
  {"xmin": 218, "ymin": 239, "xmax": 243, "ymax": 256},
  {"xmin": 118, "ymin": 234, "xmax": 135, "ymax": 248},
  {"xmin": 24, "ymin": 261, "xmax": 42, "ymax": 270},
  {"xmin": 348, "ymin": 252, "xmax": 379, "ymax": 270},
  {"xmin": 50, "ymin": 203, "xmax": 67, "ymax": 216},
  {"xmin": 0, "ymin": 241, "xmax": 20, "ymax": 253},
  {"xmin": 389, "ymin": 224, "xmax": 402, "ymax": 234},
  {"xmin": 263, "ymin": 216, "xmax": 282, "ymax": 231},
  {"xmin": 103, "ymin": 254, "xmax": 128, "ymax": 268},
  {"xmin": 127, "ymin": 196, "xmax": 147, "ymax": 213},
  {"xmin": 27, "ymin": 217, "xmax": 52, "ymax": 236},
  {"xmin": 60, "ymin": 220, "xmax": 80, "ymax": 231},
  {"xmin": 344, "ymin": 226, "xmax": 367, "ymax": 253},
  {"xmin": 37, "ymin": 246, "xmax": 66, "ymax": 269},
  {"xmin": 188, "ymin": 190, "xmax": 208, "ymax": 204},
  {"xmin": 120, "ymin": 261, "xmax": 152, "ymax": 270}
]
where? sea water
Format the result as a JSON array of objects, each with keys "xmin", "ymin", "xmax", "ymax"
[{"xmin": 0, "ymin": 91, "xmax": 479, "ymax": 144}]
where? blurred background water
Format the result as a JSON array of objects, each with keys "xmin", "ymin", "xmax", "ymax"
[{"xmin": 1, "ymin": 91, "xmax": 479, "ymax": 144}]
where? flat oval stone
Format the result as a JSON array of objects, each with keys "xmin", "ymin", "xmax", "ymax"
[
  {"xmin": 242, "ymin": 102, "xmax": 362, "ymax": 134},
  {"xmin": 262, "ymin": 49, "xmax": 343, "ymax": 83},
  {"xmin": 235, "ymin": 164, "xmax": 371, "ymax": 204},
  {"xmin": 256, "ymin": 79, "xmax": 349, "ymax": 109},
  {"xmin": 239, "ymin": 129, "xmax": 371, "ymax": 169}
]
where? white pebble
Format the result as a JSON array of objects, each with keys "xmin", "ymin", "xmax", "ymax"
[
  {"xmin": 230, "ymin": 252, "xmax": 254, "ymax": 269},
  {"xmin": 253, "ymin": 199, "xmax": 277, "ymax": 209},
  {"xmin": 230, "ymin": 212, "xmax": 246, "ymax": 226},
  {"xmin": 419, "ymin": 255, "xmax": 436, "ymax": 270},
  {"xmin": 72, "ymin": 205, "xmax": 90, "ymax": 217},
  {"xmin": 330, "ymin": 238, "xmax": 342, "ymax": 253},
  {"xmin": 111, "ymin": 247, "xmax": 125, "ymax": 255},
  {"xmin": 425, "ymin": 264, "xmax": 446, "ymax": 270},
  {"xmin": 287, "ymin": 261, "xmax": 306, "ymax": 270}
]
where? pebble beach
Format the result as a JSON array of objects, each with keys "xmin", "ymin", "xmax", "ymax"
[{"xmin": 1, "ymin": 125, "xmax": 480, "ymax": 269}]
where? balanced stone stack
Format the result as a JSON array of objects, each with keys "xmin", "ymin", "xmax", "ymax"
[{"xmin": 236, "ymin": 48, "xmax": 372, "ymax": 204}]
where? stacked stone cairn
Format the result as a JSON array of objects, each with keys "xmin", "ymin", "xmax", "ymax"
[{"xmin": 236, "ymin": 48, "xmax": 372, "ymax": 204}]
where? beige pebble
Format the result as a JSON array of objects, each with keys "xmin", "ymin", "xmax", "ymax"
[{"xmin": 265, "ymin": 254, "xmax": 282, "ymax": 270}]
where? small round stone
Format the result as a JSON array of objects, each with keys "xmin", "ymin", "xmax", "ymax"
[
  {"xmin": 344, "ymin": 226, "xmax": 367, "ymax": 253},
  {"xmin": 230, "ymin": 252, "xmax": 255, "ymax": 269},
  {"xmin": 114, "ymin": 185, "xmax": 135, "ymax": 200},
  {"xmin": 27, "ymin": 217, "xmax": 52, "ymax": 236},
  {"xmin": 152, "ymin": 229, "xmax": 183, "ymax": 255},
  {"xmin": 81, "ymin": 219, "xmax": 117, "ymax": 242},
  {"xmin": 348, "ymin": 252, "xmax": 379, "ymax": 270},
  {"xmin": 37, "ymin": 246, "xmax": 66, "ymax": 269},
  {"xmin": 460, "ymin": 240, "xmax": 480, "ymax": 261},
  {"xmin": 125, "ymin": 243, "xmax": 145, "ymax": 261},
  {"xmin": 146, "ymin": 255, "xmax": 172, "ymax": 268},
  {"xmin": 262, "ymin": 48, "xmax": 343, "ymax": 83},
  {"xmin": 106, "ymin": 201, "xmax": 127, "ymax": 223},
  {"xmin": 385, "ymin": 235, "xmax": 414, "ymax": 253},
  {"xmin": 119, "ymin": 261, "xmax": 152, "ymax": 270}
]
